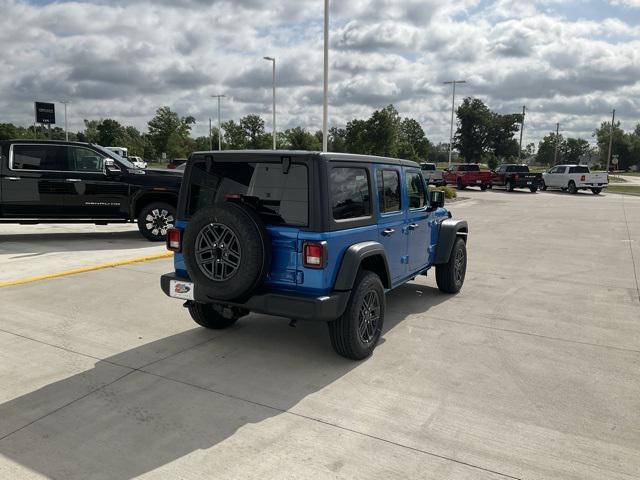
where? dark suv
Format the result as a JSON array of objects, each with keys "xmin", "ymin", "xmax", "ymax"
[
  {"xmin": 161, "ymin": 151, "xmax": 469, "ymax": 359},
  {"xmin": 0, "ymin": 140, "xmax": 181, "ymax": 240}
]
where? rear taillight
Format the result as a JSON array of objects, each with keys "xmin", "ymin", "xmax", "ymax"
[
  {"xmin": 166, "ymin": 228, "xmax": 181, "ymax": 252},
  {"xmin": 303, "ymin": 242, "xmax": 326, "ymax": 269},
  {"xmin": 581, "ymin": 175, "xmax": 586, "ymax": 181}
]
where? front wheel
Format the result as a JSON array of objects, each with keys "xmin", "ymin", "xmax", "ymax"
[
  {"xmin": 592, "ymin": 188, "xmax": 602, "ymax": 195},
  {"xmin": 568, "ymin": 181, "xmax": 577, "ymax": 194},
  {"xmin": 436, "ymin": 237, "xmax": 467, "ymax": 294},
  {"xmin": 480, "ymin": 184, "xmax": 488, "ymax": 191},
  {"xmin": 328, "ymin": 271, "xmax": 385, "ymax": 360},
  {"xmin": 137, "ymin": 202, "xmax": 176, "ymax": 241},
  {"xmin": 540, "ymin": 180, "xmax": 547, "ymax": 191},
  {"xmin": 188, "ymin": 302, "xmax": 240, "ymax": 329}
]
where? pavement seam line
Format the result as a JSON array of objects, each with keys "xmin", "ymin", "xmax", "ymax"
[
  {"xmin": 621, "ymin": 196, "xmax": 640, "ymax": 303},
  {"xmin": 0, "ymin": 252, "xmax": 172, "ymax": 288},
  {"xmin": 137, "ymin": 369, "xmax": 521, "ymax": 480}
]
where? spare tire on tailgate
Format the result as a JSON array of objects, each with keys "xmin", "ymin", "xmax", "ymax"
[{"xmin": 182, "ymin": 202, "xmax": 270, "ymax": 301}]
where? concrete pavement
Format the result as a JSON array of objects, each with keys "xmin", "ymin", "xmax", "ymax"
[{"xmin": 0, "ymin": 189, "xmax": 638, "ymax": 479}]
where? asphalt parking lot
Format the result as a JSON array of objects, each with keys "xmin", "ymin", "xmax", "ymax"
[{"xmin": 0, "ymin": 189, "xmax": 639, "ymax": 480}]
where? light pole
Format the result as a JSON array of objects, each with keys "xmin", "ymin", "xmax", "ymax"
[
  {"xmin": 444, "ymin": 80, "xmax": 466, "ymax": 167},
  {"xmin": 322, "ymin": 0, "xmax": 329, "ymax": 152},
  {"xmin": 554, "ymin": 122, "xmax": 560, "ymax": 165},
  {"xmin": 519, "ymin": 105, "xmax": 526, "ymax": 161},
  {"xmin": 606, "ymin": 109, "xmax": 616, "ymax": 173},
  {"xmin": 263, "ymin": 56, "xmax": 277, "ymax": 150},
  {"xmin": 211, "ymin": 95, "xmax": 225, "ymax": 150},
  {"xmin": 60, "ymin": 100, "xmax": 70, "ymax": 141}
]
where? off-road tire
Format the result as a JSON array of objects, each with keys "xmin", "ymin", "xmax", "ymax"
[
  {"xmin": 182, "ymin": 203, "xmax": 270, "ymax": 301},
  {"xmin": 328, "ymin": 271, "xmax": 385, "ymax": 360},
  {"xmin": 592, "ymin": 188, "xmax": 602, "ymax": 195},
  {"xmin": 188, "ymin": 302, "xmax": 238, "ymax": 329},
  {"xmin": 436, "ymin": 237, "xmax": 467, "ymax": 294},
  {"xmin": 568, "ymin": 181, "xmax": 577, "ymax": 194},
  {"xmin": 137, "ymin": 202, "xmax": 176, "ymax": 241}
]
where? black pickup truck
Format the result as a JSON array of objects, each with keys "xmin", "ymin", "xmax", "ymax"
[
  {"xmin": 0, "ymin": 140, "xmax": 182, "ymax": 240},
  {"xmin": 490, "ymin": 164, "xmax": 541, "ymax": 192}
]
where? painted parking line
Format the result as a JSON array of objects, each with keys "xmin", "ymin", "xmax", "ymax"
[{"xmin": 0, "ymin": 252, "xmax": 173, "ymax": 288}]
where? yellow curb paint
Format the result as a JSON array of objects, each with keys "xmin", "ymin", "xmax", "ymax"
[{"xmin": 0, "ymin": 252, "xmax": 173, "ymax": 288}]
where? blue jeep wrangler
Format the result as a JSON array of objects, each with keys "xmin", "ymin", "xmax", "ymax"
[{"xmin": 161, "ymin": 151, "xmax": 468, "ymax": 360}]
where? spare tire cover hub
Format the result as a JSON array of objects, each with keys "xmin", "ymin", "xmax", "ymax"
[{"xmin": 195, "ymin": 223, "xmax": 242, "ymax": 281}]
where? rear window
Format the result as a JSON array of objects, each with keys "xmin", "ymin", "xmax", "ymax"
[
  {"xmin": 458, "ymin": 164, "xmax": 480, "ymax": 172},
  {"xmin": 420, "ymin": 163, "xmax": 435, "ymax": 171},
  {"xmin": 569, "ymin": 166, "xmax": 589, "ymax": 174},
  {"xmin": 187, "ymin": 161, "xmax": 309, "ymax": 226},
  {"xmin": 510, "ymin": 165, "xmax": 529, "ymax": 173}
]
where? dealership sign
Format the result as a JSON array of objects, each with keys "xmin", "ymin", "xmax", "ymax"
[{"xmin": 34, "ymin": 102, "xmax": 56, "ymax": 124}]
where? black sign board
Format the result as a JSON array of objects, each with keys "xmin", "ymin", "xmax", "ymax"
[{"xmin": 34, "ymin": 102, "xmax": 56, "ymax": 124}]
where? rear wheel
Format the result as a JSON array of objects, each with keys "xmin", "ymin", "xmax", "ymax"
[
  {"xmin": 592, "ymin": 188, "xmax": 602, "ymax": 195},
  {"xmin": 568, "ymin": 181, "xmax": 577, "ymax": 194},
  {"xmin": 480, "ymin": 184, "xmax": 487, "ymax": 191},
  {"xmin": 188, "ymin": 302, "xmax": 239, "ymax": 329},
  {"xmin": 529, "ymin": 187, "xmax": 538, "ymax": 193},
  {"xmin": 137, "ymin": 202, "xmax": 176, "ymax": 241},
  {"xmin": 328, "ymin": 271, "xmax": 385, "ymax": 360},
  {"xmin": 436, "ymin": 237, "xmax": 467, "ymax": 294},
  {"xmin": 456, "ymin": 179, "xmax": 465, "ymax": 190}
]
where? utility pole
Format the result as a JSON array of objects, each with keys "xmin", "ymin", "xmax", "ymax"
[
  {"xmin": 518, "ymin": 105, "xmax": 525, "ymax": 161},
  {"xmin": 444, "ymin": 80, "xmax": 466, "ymax": 167},
  {"xmin": 209, "ymin": 117, "xmax": 212, "ymax": 150},
  {"xmin": 606, "ymin": 109, "xmax": 616, "ymax": 173},
  {"xmin": 554, "ymin": 123, "xmax": 560, "ymax": 165},
  {"xmin": 322, "ymin": 0, "xmax": 329, "ymax": 152},
  {"xmin": 263, "ymin": 56, "xmax": 277, "ymax": 150},
  {"xmin": 60, "ymin": 100, "xmax": 70, "ymax": 141},
  {"xmin": 211, "ymin": 95, "xmax": 225, "ymax": 150}
]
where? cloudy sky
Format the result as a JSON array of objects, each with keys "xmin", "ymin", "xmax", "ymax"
[{"xmin": 1, "ymin": 0, "xmax": 639, "ymax": 147}]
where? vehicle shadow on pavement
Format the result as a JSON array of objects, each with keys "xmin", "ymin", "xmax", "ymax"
[{"xmin": 0, "ymin": 282, "xmax": 449, "ymax": 479}]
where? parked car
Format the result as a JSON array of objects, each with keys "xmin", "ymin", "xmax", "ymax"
[
  {"xmin": 541, "ymin": 165, "xmax": 608, "ymax": 194},
  {"xmin": 129, "ymin": 155, "xmax": 147, "ymax": 169},
  {"xmin": 0, "ymin": 140, "xmax": 182, "ymax": 240},
  {"xmin": 161, "ymin": 151, "xmax": 469, "ymax": 360},
  {"xmin": 491, "ymin": 164, "xmax": 542, "ymax": 192},
  {"xmin": 167, "ymin": 158, "xmax": 188, "ymax": 169},
  {"xmin": 443, "ymin": 164, "xmax": 492, "ymax": 190},
  {"xmin": 420, "ymin": 162, "xmax": 445, "ymax": 186}
]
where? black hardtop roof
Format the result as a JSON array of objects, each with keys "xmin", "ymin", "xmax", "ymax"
[
  {"xmin": 0, "ymin": 139, "xmax": 94, "ymax": 147},
  {"xmin": 191, "ymin": 150, "xmax": 419, "ymax": 167}
]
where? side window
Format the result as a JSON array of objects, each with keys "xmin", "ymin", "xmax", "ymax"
[
  {"xmin": 406, "ymin": 171, "xmax": 426, "ymax": 209},
  {"xmin": 330, "ymin": 167, "xmax": 371, "ymax": 220},
  {"xmin": 11, "ymin": 145, "xmax": 68, "ymax": 171},
  {"xmin": 377, "ymin": 169, "xmax": 401, "ymax": 213},
  {"xmin": 69, "ymin": 147, "xmax": 104, "ymax": 172}
]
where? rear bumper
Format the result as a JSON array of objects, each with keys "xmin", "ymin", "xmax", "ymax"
[{"xmin": 160, "ymin": 273, "xmax": 350, "ymax": 322}]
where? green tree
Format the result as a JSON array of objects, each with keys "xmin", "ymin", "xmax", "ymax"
[
  {"xmin": 537, "ymin": 132, "xmax": 564, "ymax": 166},
  {"xmin": 222, "ymin": 120, "xmax": 248, "ymax": 149},
  {"xmin": 0, "ymin": 123, "xmax": 18, "ymax": 140},
  {"xmin": 489, "ymin": 113, "xmax": 521, "ymax": 159},
  {"xmin": 454, "ymin": 97, "xmax": 492, "ymax": 162},
  {"xmin": 240, "ymin": 114, "xmax": 271, "ymax": 149},
  {"xmin": 328, "ymin": 127, "xmax": 346, "ymax": 152},
  {"xmin": 562, "ymin": 138, "xmax": 590, "ymax": 164},
  {"xmin": 281, "ymin": 127, "xmax": 321, "ymax": 151},
  {"xmin": 147, "ymin": 106, "xmax": 192, "ymax": 158},
  {"xmin": 397, "ymin": 118, "xmax": 430, "ymax": 161},
  {"xmin": 593, "ymin": 121, "xmax": 633, "ymax": 170}
]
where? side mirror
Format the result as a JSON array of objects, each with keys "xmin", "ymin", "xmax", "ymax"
[
  {"xmin": 104, "ymin": 159, "xmax": 122, "ymax": 174},
  {"xmin": 429, "ymin": 190, "xmax": 445, "ymax": 210}
]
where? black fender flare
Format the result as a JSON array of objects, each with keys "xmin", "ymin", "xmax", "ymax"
[
  {"xmin": 334, "ymin": 241, "xmax": 391, "ymax": 291},
  {"xmin": 434, "ymin": 219, "xmax": 468, "ymax": 265}
]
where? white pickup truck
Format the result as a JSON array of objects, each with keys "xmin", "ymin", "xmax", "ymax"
[
  {"xmin": 420, "ymin": 163, "xmax": 445, "ymax": 186},
  {"xmin": 541, "ymin": 165, "xmax": 608, "ymax": 195}
]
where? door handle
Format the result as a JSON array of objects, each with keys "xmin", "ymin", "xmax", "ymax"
[
  {"xmin": 66, "ymin": 178, "xmax": 82, "ymax": 182},
  {"xmin": 382, "ymin": 228, "xmax": 395, "ymax": 236},
  {"xmin": 6, "ymin": 177, "xmax": 20, "ymax": 181},
  {"xmin": 408, "ymin": 223, "xmax": 419, "ymax": 231}
]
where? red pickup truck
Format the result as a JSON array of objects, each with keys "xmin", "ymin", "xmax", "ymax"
[{"xmin": 443, "ymin": 164, "xmax": 492, "ymax": 190}]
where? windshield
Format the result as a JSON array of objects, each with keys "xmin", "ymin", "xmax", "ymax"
[
  {"xmin": 512, "ymin": 165, "xmax": 530, "ymax": 173},
  {"xmin": 421, "ymin": 164, "xmax": 435, "ymax": 171},
  {"xmin": 459, "ymin": 164, "xmax": 480, "ymax": 172},
  {"xmin": 93, "ymin": 145, "xmax": 138, "ymax": 169}
]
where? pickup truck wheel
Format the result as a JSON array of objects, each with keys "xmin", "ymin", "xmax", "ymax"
[
  {"xmin": 328, "ymin": 271, "xmax": 385, "ymax": 360},
  {"xmin": 592, "ymin": 188, "xmax": 602, "ymax": 195},
  {"xmin": 568, "ymin": 181, "xmax": 577, "ymax": 194},
  {"xmin": 188, "ymin": 302, "xmax": 238, "ymax": 329},
  {"xmin": 529, "ymin": 187, "xmax": 538, "ymax": 193},
  {"xmin": 436, "ymin": 237, "xmax": 467, "ymax": 294},
  {"xmin": 506, "ymin": 180, "xmax": 514, "ymax": 192},
  {"xmin": 182, "ymin": 203, "xmax": 270, "ymax": 301},
  {"xmin": 456, "ymin": 179, "xmax": 465, "ymax": 190},
  {"xmin": 480, "ymin": 184, "xmax": 488, "ymax": 191},
  {"xmin": 540, "ymin": 180, "xmax": 547, "ymax": 191},
  {"xmin": 137, "ymin": 202, "xmax": 176, "ymax": 241}
]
